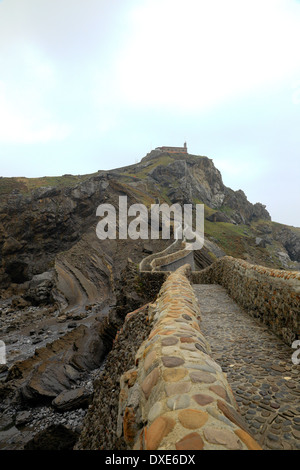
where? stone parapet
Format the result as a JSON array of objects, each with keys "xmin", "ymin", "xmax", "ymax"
[
  {"xmin": 117, "ymin": 265, "xmax": 261, "ymax": 450},
  {"xmin": 139, "ymin": 239, "xmax": 184, "ymax": 272},
  {"xmin": 192, "ymin": 256, "xmax": 300, "ymax": 344},
  {"xmin": 151, "ymin": 249, "xmax": 195, "ymax": 272}
]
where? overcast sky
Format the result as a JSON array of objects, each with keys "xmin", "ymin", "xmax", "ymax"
[{"xmin": 0, "ymin": 0, "xmax": 300, "ymax": 227}]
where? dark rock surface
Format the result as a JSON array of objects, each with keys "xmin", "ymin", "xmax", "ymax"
[
  {"xmin": 0, "ymin": 258, "xmax": 153, "ymax": 449},
  {"xmin": 273, "ymin": 225, "xmax": 300, "ymax": 262},
  {"xmin": 24, "ymin": 424, "xmax": 79, "ymax": 450},
  {"xmin": 76, "ymin": 304, "xmax": 152, "ymax": 450},
  {"xmin": 0, "ymin": 150, "xmax": 298, "ymax": 313},
  {"xmin": 0, "ymin": 319, "xmax": 109, "ymax": 409},
  {"xmin": 52, "ymin": 387, "xmax": 92, "ymax": 411},
  {"xmin": 206, "ymin": 211, "xmax": 234, "ymax": 224},
  {"xmin": 0, "ymin": 150, "xmax": 299, "ymax": 450}
]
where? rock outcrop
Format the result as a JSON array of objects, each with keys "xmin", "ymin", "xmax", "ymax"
[
  {"xmin": 145, "ymin": 153, "xmax": 271, "ymax": 225},
  {"xmin": 273, "ymin": 225, "xmax": 300, "ymax": 262},
  {"xmin": 1, "ymin": 149, "xmax": 299, "ymax": 307},
  {"xmin": 77, "ymin": 265, "xmax": 262, "ymax": 451},
  {"xmin": 0, "ymin": 149, "xmax": 299, "ymax": 450}
]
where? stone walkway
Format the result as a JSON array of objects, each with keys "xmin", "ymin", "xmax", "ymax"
[
  {"xmin": 116, "ymin": 267, "xmax": 262, "ymax": 450},
  {"xmin": 193, "ymin": 284, "xmax": 300, "ymax": 450}
]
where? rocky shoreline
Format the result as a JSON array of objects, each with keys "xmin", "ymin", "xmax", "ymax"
[
  {"xmin": 76, "ymin": 303, "xmax": 152, "ymax": 450},
  {"xmin": 0, "ymin": 364, "xmax": 103, "ymax": 450},
  {"xmin": 0, "ymin": 261, "xmax": 154, "ymax": 450},
  {"xmin": 0, "ymin": 298, "xmax": 111, "ymax": 450},
  {"xmin": 0, "ymin": 301, "xmax": 152, "ymax": 450}
]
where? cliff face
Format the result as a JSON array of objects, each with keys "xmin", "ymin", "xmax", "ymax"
[
  {"xmin": 0, "ymin": 150, "xmax": 299, "ymax": 304},
  {"xmin": 0, "ymin": 174, "xmax": 168, "ymax": 304},
  {"xmin": 0, "ymin": 150, "xmax": 300, "ymax": 450},
  {"xmin": 110, "ymin": 151, "xmax": 299, "ymax": 269},
  {"xmin": 144, "ymin": 152, "xmax": 271, "ymax": 224},
  {"xmin": 0, "ymin": 177, "xmax": 109, "ymax": 286}
]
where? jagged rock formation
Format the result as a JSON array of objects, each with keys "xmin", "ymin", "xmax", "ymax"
[
  {"xmin": 0, "ymin": 174, "xmax": 171, "ymax": 312},
  {"xmin": 272, "ymin": 224, "xmax": 300, "ymax": 262},
  {"xmin": 1, "ymin": 150, "xmax": 299, "ymax": 304},
  {"xmin": 0, "ymin": 148, "xmax": 299, "ymax": 450},
  {"xmin": 108, "ymin": 151, "xmax": 300, "ymax": 270},
  {"xmin": 143, "ymin": 152, "xmax": 270, "ymax": 224}
]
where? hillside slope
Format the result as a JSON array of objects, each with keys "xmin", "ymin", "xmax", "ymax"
[
  {"xmin": 1, "ymin": 149, "xmax": 300, "ymax": 449},
  {"xmin": 0, "ymin": 150, "xmax": 299, "ymax": 305}
]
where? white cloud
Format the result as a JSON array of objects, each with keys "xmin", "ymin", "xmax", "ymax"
[
  {"xmin": 113, "ymin": 0, "xmax": 300, "ymax": 111},
  {"xmin": 0, "ymin": 79, "xmax": 71, "ymax": 144},
  {"xmin": 0, "ymin": 41, "xmax": 73, "ymax": 144},
  {"xmin": 292, "ymin": 79, "xmax": 300, "ymax": 104},
  {"xmin": 0, "ymin": 0, "xmax": 298, "ymax": 227}
]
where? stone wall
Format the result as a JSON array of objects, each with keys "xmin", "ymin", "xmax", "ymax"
[
  {"xmin": 192, "ymin": 256, "xmax": 300, "ymax": 345},
  {"xmin": 139, "ymin": 239, "xmax": 184, "ymax": 272},
  {"xmin": 140, "ymin": 236, "xmax": 196, "ymax": 273},
  {"xmin": 75, "ymin": 304, "xmax": 153, "ymax": 450},
  {"xmin": 139, "ymin": 271, "xmax": 168, "ymax": 297},
  {"xmin": 152, "ymin": 250, "xmax": 195, "ymax": 272},
  {"xmin": 117, "ymin": 265, "xmax": 261, "ymax": 450}
]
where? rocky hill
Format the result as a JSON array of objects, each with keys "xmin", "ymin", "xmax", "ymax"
[
  {"xmin": 114, "ymin": 150, "xmax": 300, "ymax": 269},
  {"xmin": 1, "ymin": 150, "xmax": 300, "ymax": 302},
  {"xmin": 0, "ymin": 149, "xmax": 299, "ymax": 449}
]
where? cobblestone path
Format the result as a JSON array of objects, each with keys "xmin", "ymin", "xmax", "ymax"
[{"xmin": 193, "ymin": 284, "xmax": 300, "ymax": 450}]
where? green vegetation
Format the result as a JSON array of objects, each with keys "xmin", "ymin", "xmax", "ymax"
[
  {"xmin": 204, "ymin": 219, "xmax": 250, "ymax": 258},
  {"xmin": 120, "ymin": 182, "xmax": 155, "ymax": 207},
  {"xmin": 122, "ymin": 155, "xmax": 174, "ymax": 180},
  {"xmin": 291, "ymin": 226, "xmax": 300, "ymax": 236},
  {"xmin": 219, "ymin": 205, "xmax": 235, "ymax": 216},
  {"xmin": 0, "ymin": 173, "xmax": 96, "ymax": 196},
  {"xmin": 0, "ymin": 177, "xmax": 28, "ymax": 195},
  {"xmin": 272, "ymin": 220, "xmax": 300, "ymax": 235},
  {"xmin": 264, "ymin": 239, "xmax": 288, "ymax": 269}
]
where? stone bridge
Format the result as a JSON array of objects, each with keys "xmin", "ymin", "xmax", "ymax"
[
  {"xmin": 78, "ymin": 242, "xmax": 300, "ymax": 451},
  {"xmin": 116, "ymin": 241, "xmax": 300, "ymax": 450}
]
